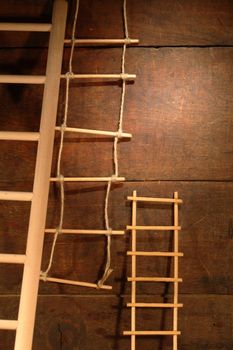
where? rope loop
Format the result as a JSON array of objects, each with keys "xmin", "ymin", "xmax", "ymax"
[
  {"xmin": 120, "ymin": 73, "xmax": 128, "ymax": 80},
  {"xmin": 66, "ymin": 71, "xmax": 74, "ymax": 79},
  {"xmin": 40, "ymin": 271, "xmax": 47, "ymax": 282},
  {"xmin": 61, "ymin": 123, "xmax": 67, "ymax": 132},
  {"xmin": 116, "ymin": 129, "xmax": 123, "ymax": 138},
  {"xmin": 57, "ymin": 174, "xmax": 64, "ymax": 183},
  {"xmin": 111, "ymin": 174, "xmax": 119, "ymax": 182}
]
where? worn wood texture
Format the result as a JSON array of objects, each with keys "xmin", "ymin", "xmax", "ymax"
[
  {"xmin": 0, "ymin": 295, "xmax": 232, "ymax": 350},
  {"xmin": 0, "ymin": 1, "xmax": 233, "ymax": 349},
  {"xmin": 0, "ymin": 47, "xmax": 233, "ymax": 181},
  {"xmin": 1, "ymin": 0, "xmax": 233, "ymax": 47},
  {"xmin": 0, "ymin": 182, "xmax": 232, "ymax": 296}
]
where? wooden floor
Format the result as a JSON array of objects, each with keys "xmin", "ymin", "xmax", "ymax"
[{"xmin": 0, "ymin": 0, "xmax": 233, "ymax": 349}]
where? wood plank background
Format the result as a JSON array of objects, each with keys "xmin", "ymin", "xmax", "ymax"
[{"xmin": 0, "ymin": 0, "xmax": 232, "ymax": 349}]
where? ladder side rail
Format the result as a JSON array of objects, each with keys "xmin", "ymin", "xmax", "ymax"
[
  {"xmin": 131, "ymin": 190, "xmax": 137, "ymax": 350},
  {"xmin": 14, "ymin": 1, "xmax": 68, "ymax": 349},
  {"xmin": 173, "ymin": 191, "xmax": 179, "ymax": 350}
]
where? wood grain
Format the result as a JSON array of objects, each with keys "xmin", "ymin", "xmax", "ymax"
[
  {"xmin": 0, "ymin": 295, "xmax": 232, "ymax": 350},
  {"xmin": 0, "ymin": 47, "xmax": 233, "ymax": 181},
  {"xmin": 0, "ymin": 181, "xmax": 232, "ymax": 295},
  {"xmin": 1, "ymin": 0, "xmax": 233, "ymax": 47}
]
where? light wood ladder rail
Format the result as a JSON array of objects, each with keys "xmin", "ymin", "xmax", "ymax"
[
  {"xmin": 124, "ymin": 191, "xmax": 183, "ymax": 350},
  {"xmin": 0, "ymin": 1, "xmax": 67, "ymax": 349}
]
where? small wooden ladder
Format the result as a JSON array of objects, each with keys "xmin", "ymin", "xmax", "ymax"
[
  {"xmin": 124, "ymin": 191, "xmax": 183, "ymax": 350},
  {"xmin": 0, "ymin": 1, "xmax": 67, "ymax": 349}
]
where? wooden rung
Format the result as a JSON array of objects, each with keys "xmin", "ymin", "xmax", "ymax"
[
  {"xmin": 127, "ymin": 225, "xmax": 181, "ymax": 231},
  {"xmin": 0, "ymin": 75, "xmax": 45, "ymax": 84},
  {"xmin": 50, "ymin": 176, "xmax": 125, "ymax": 182},
  {"xmin": 0, "ymin": 319, "xmax": 18, "ymax": 330},
  {"xmin": 64, "ymin": 38, "xmax": 139, "ymax": 45},
  {"xmin": 128, "ymin": 277, "xmax": 183, "ymax": 283},
  {"xmin": 0, "ymin": 254, "xmax": 26, "ymax": 264},
  {"xmin": 123, "ymin": 331, "xmax": 181, "ymax": 336},
  {"xmin": 127, "ymin": 303, "xmax": 183, "ymax": 308},
  {"xmin": 45, "ymin": 228, "xmax": 125, "ymax": 235},
  {"xmin": 61, "ymin": 73, "xmax": 136, "ymax": 80},
  {"xmin": 0, "ymin": 23, "xmax": 52, "ymax": 32},
  {"xmin": 55, "ymin": 126, "xmax": 132, "ymax": 138},
  {"xmin": 127, "ymin": 196, "xmax": 183, "ymax": 204},
  {"xmin": 127, "ymin": 251, "xmax": 184, "ymax": 257},
  {"xmin": 40, "ymin": 276, "xmax": 112, "ymax": 290},
  {"xmin": 0, "ymin": 131, "xmax": 39, "ymax": 141},
  {"xmin": 0, "ymin": 191, "xmax": 33, "ymax": 201}
]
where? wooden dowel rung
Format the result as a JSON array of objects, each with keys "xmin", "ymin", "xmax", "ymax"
[
  {"xmin": 128, "ymin": 277, "xmax": 183, "ymax": 283},
  {"xmin": 127, "ymin": 251, "xmax": 184, "ymax": 257},
  {"xmin": 0, "ymin": 319, "xmax": 18, "ymax": 330},
  {"xmin": 0, "ymin": 75, "xmax": 45, "ymax": 84},
  {"xmin": 64, "ymin": 38, "xmax": 139, "ymax": 45},
  {"xmin": 50, "ymin": 176, "xmax": 125, "ymax": 182},
  {"xmin": 127, "ymin": 196, "xmax": 182, "ymax": 204},
  {"xmin": 0, "ymin": 131, "xmax": 39, "ymax": 141},
  {"xmin": 127, "ymin": 225, "xmax": 181, "ymax": 231},
  {"xmin": 55, "ymin": 126, "xmax": 132, "ymax": 138},
  {"xmin": 45, "ymin": 228, "xmax": 124, "ymax": 235},
  {"xmin": 0, "ymin": 191, "xmax": 33, "ymax": 201},
  {"xmin": 127, "ymin": 303, "xmax": 183, "ymax": 308},
  {"xmin": 0, "ymin": 23, "xmax": 52, "ymax": 32},
  {"xmin": 124, "ymin": 331, "xmax": 181, "ymax": 336},
  {"xmin": 61, "ymin": 73, "xmax": 136, "ymax": 80},
  {"xmin": 40, "ymin": 276, "xmax": 112, "ymax": 290},
  {"xmin": 0, "ymin": 254, "xmax": 26, "ymax": 264}
]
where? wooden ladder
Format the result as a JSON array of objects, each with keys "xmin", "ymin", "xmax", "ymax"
[
  {"xmin": 124, "ymin": 191, "xmax": 183, "ymax": 350},
  {"xmin": 0, "ymin": 1, "xmax": 67, "ymax": 349}
]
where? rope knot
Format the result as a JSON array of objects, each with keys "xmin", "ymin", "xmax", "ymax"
[
  {"xmin": 66, "ymin": 71, "xmax": 74, "ymax": 79},
  {"xmin": 125, "ymin": 37, "xmax": 131, "ymax": 45},
  {"xmin": 120, "ymin": 73, "xmax": 128, "ymax": 80},
  {"xmin": 61, "ymin": 123, "xmax": 67, "ymax": 132},
  {"xmin": 57, "ymin": 174, "xmax": 64, "ymax": 183},
  {"xmin": 116, "ymin": 129, "xmax": 123, "ymax": 138},
  {"xmin": 40, "ymin": 271, "xmax": 47, "ymax": 282},
  {"xmin": 111, "ymin": 175, "xmax": 118, "ymax": 183}
]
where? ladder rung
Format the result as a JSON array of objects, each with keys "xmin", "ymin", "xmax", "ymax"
[
  {"xmin": 0, "ymin": 319, "xmax": 18, "ymax": 330},
  {"xmin": 45, "ymin": 228, "xmax": 125, "ymax": 235},
  {"xmin": 127, "ymin": 196, "xmax": 183, "ymax": 204},
  {"xmin": 128, "ymin": 277, "xmax": 183, "ymax": 283},
  {"xmin": 127, "ymin": 251, "xmax": 184, "ymax": 257},
  {"xmin": 0, "ymin": 23, "xmax": 52, "ymax": 32},
  {"xmin": 127, "ymin": 303, "xmax": 183, "ymax": 308},
  {"xmin": 64, "ymin": 38, "xmax": 139, "ymax": 45},
  {"xmin": 40, "ymin": 276, "xmax": 112, "ymax": 290},
  {"xmin": 123, "ymin": 330, "xmax": 181, "ymax": 336},
  {"xmin": 0, "ymin": 254, "xmax": 26, "ymax": 264},
  {"xmin": 0, "ymin": 191, "xmax": 33, "ymax": 201},
  {"xmin": 0, "ymin": 75, "xmax": 45, "ymax": 84},
  {"xmin": 127, "ymin": 225, "xmax": 181, "ymax": 231},
  {"xmin": 50, "ymin": 176, "xmax": 125, "ymax": 182},
  {"xmin": 0, "ymin": 131, "xmax": 39, "ymax": 141},
  {"xmin": 61, "ymin": 73, "xmax": 136, "ymax": 80},
  {"xmin": 55, "ymin": 126, "xmax": 132, "ymax": 138}
]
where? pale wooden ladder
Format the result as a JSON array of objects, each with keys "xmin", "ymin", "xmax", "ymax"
[
  {"xmin": 124, "ymin": 190, "xmax": 183, "ymax": 350},
  {"xmin": 0, "ymin": 1, "xmax": 67, "ymax": 349}
]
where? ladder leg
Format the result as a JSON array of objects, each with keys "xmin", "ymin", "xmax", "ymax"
[
  {"xmin": 131, "ymin": 190, "xmax": 137, "ymax": 350},
  {"xmin": 14, "ymin": 1, "xmax": 68, "ymax": 349},
  {"xmin": 173, "ymin": 191, "xmax": 179, "ymax": 350}
]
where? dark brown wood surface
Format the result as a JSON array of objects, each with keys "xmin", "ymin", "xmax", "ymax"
[
  {"xmin": 0, "ymin": 0, "xmax": 232, "ymax": 349},
  {"xmin": 1, "ymin": 0, "xmax": 233, "ymax": 47}
]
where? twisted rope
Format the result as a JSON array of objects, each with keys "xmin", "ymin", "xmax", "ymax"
[
  {"xmin": 97, "ymin": 0, "xmax": 129, "ymax": 287},
  {"xmin": 40, "ymin": 0, "xmax": 80, "ymax": 280}
]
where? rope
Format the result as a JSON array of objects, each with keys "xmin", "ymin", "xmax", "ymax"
[
  {"xmin": 40, "ymin": 0, "xmax": 80, "ymax": 281},
  {"xmin": 97, "ymin": 0, "xmax": 129, "ymax": 287}
]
